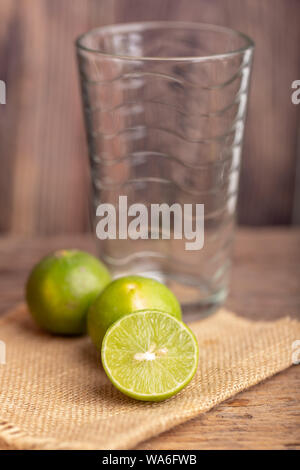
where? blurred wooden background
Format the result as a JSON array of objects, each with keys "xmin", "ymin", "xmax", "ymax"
[{"xmin": 0, "ymin": 0, "xmax": 299, "ymax": 234}]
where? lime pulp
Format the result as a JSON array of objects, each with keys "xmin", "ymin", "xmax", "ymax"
[{"xmin": 101, "ymin": 310, "xmax": 199, "ymax": 401}]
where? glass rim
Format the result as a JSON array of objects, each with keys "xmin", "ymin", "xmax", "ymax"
[{"xmin": 75, "ymin": 21, "xmax": 254, "ymax": 62}]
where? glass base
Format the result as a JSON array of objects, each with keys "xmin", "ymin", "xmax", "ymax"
[{"xmin": 107, "ymin": 260, "xmax": 227, "ymax": 322}]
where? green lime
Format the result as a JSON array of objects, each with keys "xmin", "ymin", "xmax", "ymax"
[
  {"xmin": 101, "ymin": 310, "xmax": 199, "ymax": 401},
  {"xmin": 88, "ymin": 275, "xmax": 182, "ymax": 348},
  {"xmin": 26, "ymin": 249, "xmax": 111, "ymax": 335}
]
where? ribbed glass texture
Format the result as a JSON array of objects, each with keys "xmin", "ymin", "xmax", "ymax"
[{"xmin": 76, "ymin": 22, "xmax": 254, "ymax": 317}]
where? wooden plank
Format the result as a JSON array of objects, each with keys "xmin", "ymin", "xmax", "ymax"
[
  {"xmin": 0, "ymin": 229, "xmax": 299, "ymax": 449},
  {"xmin": 0, "ymin": 0, "xmax": 114, "ymax": 234},
  {"xmin": 0, "ymin": 0, "xmax": 299, "ymax": 231},
  {"xmin": 115, "ymin": 0, "xmax": 300, "ymax": 224}
]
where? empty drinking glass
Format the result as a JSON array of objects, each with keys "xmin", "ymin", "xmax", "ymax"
[{"xmin": 76, "ymin": 22, "xmax": 254, "ymax": 318}]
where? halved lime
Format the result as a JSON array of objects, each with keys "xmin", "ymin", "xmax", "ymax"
[{"xmin": 101, "ymin": 310, "xmax": 199, "ymax": 401}]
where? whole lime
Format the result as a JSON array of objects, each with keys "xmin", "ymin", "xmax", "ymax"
[
  {"xmin": 26, "ymin": 250, "xmax": 111, "ymax": 335},
  {"xmin": 87, "ymin": 275, "xmax": 182, "ymax": 348}
]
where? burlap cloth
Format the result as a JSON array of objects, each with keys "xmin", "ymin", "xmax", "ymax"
[{"xmin": 0, "ymin": 304, "xmax": 299, "ymax": 450}]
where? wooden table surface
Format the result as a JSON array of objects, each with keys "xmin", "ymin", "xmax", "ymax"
[{"xmin": 0, "ymin": 228, "xmax": 299, "ymax": 450}]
